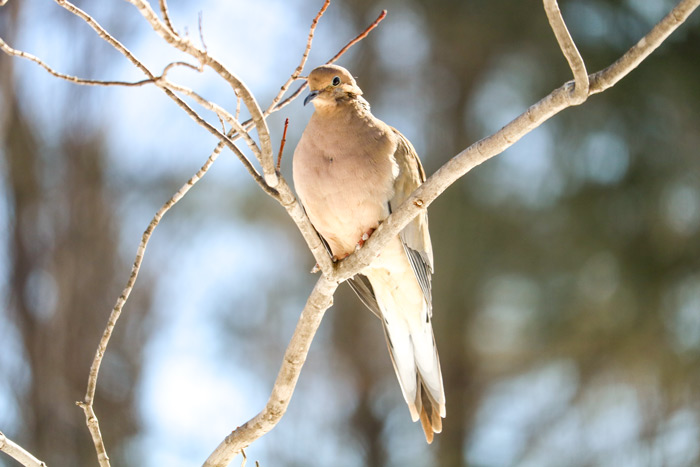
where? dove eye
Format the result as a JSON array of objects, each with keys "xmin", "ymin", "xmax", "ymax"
[{"xmin": 332, "ymin": 76, "xmax": 341, "ymax": 86}]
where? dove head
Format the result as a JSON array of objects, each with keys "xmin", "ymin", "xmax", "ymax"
[{"xmin": 304, "ymin": 65, "xmax": 363, "ymax": 108}]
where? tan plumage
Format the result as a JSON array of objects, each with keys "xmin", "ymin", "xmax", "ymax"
[{"xmin": 293, "ymin": 64, "xmax": 445, "ymax": 443}]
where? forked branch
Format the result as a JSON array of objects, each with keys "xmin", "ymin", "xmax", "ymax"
[{"xmin": 543, "ymin": 0, "xmax": 588, "ymax": 102}]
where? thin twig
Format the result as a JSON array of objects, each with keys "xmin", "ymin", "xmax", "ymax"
[
  {"xmin": 162, "ymin": 60, "xmax": 203, "ymax": 75},
  {"xmin": 265, "ymin": 0, "xmax": 330, "ymax": 113},
  {"xmin": 276, "ymin": 118, "xmax": 289, "ymax": 173},
  {"xmin": 0, "ymin": 38, "xmax": 201, "ymax": 90},
  {"xmin": 589, "ymin": 0, "xmax": 700, "ymax": 94},
  {"xmin": 46, "ymin": 2, "xmax": 274, "ymax": 464},
  {"xmin": 54, "ymin": 0, "xmax": 274, "ymax": 196},
  {"xmin": 56, "ymin": 0, "xmax": 153, "ymax": 77},
  {"xmin": 217, "ymin": 114, "xmax": 226, "ymax": 133},
  {"xmin": 0, "ymin": 431, "xmax": 47, "ymax": 467},
  {"xmin": 126, "ymin": 0, "xmax": 278, "ymax": 187},
  {"xmin": 82, "ymin": 138, "xmax": 227, "ymax": 467},
  {"xmin": 328, "ymin": 9, "xmax": 386, "ymax": 64},
  {"xmin": 543, "ymin": 0, "xmax": 589, "ymax": 103},
  {"xmin": 198, "ymin": 12, "xmax": 208, "ymax": 53},
  {"xmin": 164, "ymin": 79, "xmax": 262, "ymax": 161},
  {"xmin": 234, "ymin": 90, "xmax": 241, "ymax": 122},
  {"xmin": 159, "ymin": 0, "xmax": 176, "ymax": 35},
  {"xmin": 0, "ymin": 37, "xmax": 153, "ymax": 86}
]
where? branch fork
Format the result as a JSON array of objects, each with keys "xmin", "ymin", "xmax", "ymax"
[{"xmin": 544, "ymin": 0, "xmax": 589, "ymax": 104}]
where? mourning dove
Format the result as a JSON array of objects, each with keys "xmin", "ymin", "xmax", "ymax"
[{"xmin": 293, "ymin": 64, "xmax": 445, "ymax": 443}]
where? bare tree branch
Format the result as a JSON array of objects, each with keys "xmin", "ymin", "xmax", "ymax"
[
  {"xmin": 328, "ymin": 9, "xmax": 387, "ymax": 64},
  {"xmin": 198, "ymin": 12, "xmax": 208, "ymax": 53},
  {"xmin": 0, "ymin": 37, "xmax": 152, "ymax": 86},
  {"xmin": 543, "ymin": 0, "xmax": 588, "ymax": 103},
  {"xmin": 0, "ymin": 29, "xmax": 267, "ymax": 193},
  {"xmin": 52, "ymin": 0, "xmax": 277, "ymax": 197},
  {"xmin": 266, "ymin": 0, "xmax": 330, "ymax": 114},
  {"xmin": 0, "ymin": 431, "xmax": 47, "ymax": 467},
  {"xmin": 1, "ymin": 36, "xmax": 266, "ymax": 193},
  {"xmin": 80, "ymin": 138, "xmax": 228, "ymax": 467},
  {"xmin": 164, "ymin": 79, "xmax": 263, "ymax": 161},
  {"xmin": 125, "ymin": 0, "xmax": 279, "ymax": 186},
  {"xmin": 589, "ymin": 0, "xmax": 700, "ymax": 94},
  {"xmin": 276, "ymin": 118, "xmax": 289, "ymax": 173},
  {"xmin": 203, "ymin": 276, "xmax": 338, "ymax": 467}
]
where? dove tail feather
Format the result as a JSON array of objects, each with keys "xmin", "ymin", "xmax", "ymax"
[
  {"xmin": 417, "ymin": 376, "xmax": 443, "ymax": 443},
  {"xmin": 381, "ymin": 310, "xmax": 446, "ymax": 443}
]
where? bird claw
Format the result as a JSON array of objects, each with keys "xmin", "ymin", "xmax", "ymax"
[{"xmin": 356, "ymin": 228, "xmax": 375, "ymax": 250}]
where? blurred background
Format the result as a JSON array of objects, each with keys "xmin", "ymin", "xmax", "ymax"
[{"xmin": 1, "ymin": 0, "xmax": 699, "ymax": 466}]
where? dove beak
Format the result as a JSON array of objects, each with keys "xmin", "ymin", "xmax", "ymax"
[{"xmin": 303, "ymin": 90, "xmax": 319, "ymax": 106}]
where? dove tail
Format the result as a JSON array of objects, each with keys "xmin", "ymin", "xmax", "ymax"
[{"xmin": 381, "ymin": 307, "xmax": 446, "ymax": 443}]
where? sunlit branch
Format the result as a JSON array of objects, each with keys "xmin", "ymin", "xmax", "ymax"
[
  {"xmin": 159, "ymin": 0, "xmax": 177, "ymax": 36},
  {"xmin": 164, "ymin": 79, "xmax": 263, "ymax": 161},
  {"xmin": 265, "ymin": 0, "xmax": 330, "ymax": 114},
  {"xmin": 0, "ymin": 431, "xmax": 47, "ymax": 467},
  {"xmin": 589, "ymin": 0, "xmax": 700, "ymax": 94},
  {"xmin": 0, "ymin": 37, "xmax": 152, "ymax": 87},
  {"xmin": 85, "ymin": 137, "xmax": 229, "ymax": 467},
  {"xmin": 126, "ymin": 0, "xmax": 278, "ymax": 186},
  {"xmin": 53, "ymin": 0, "xmax": 272, "ymax": 194},
  {"xmin": 203, "ymin": 275, "xmax": 338, "ymax": 467}
]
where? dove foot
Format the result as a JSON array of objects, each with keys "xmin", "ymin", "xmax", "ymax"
[{"xmin": 355, "ymin": 228, "xmax": 376, "ymax": 251}]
